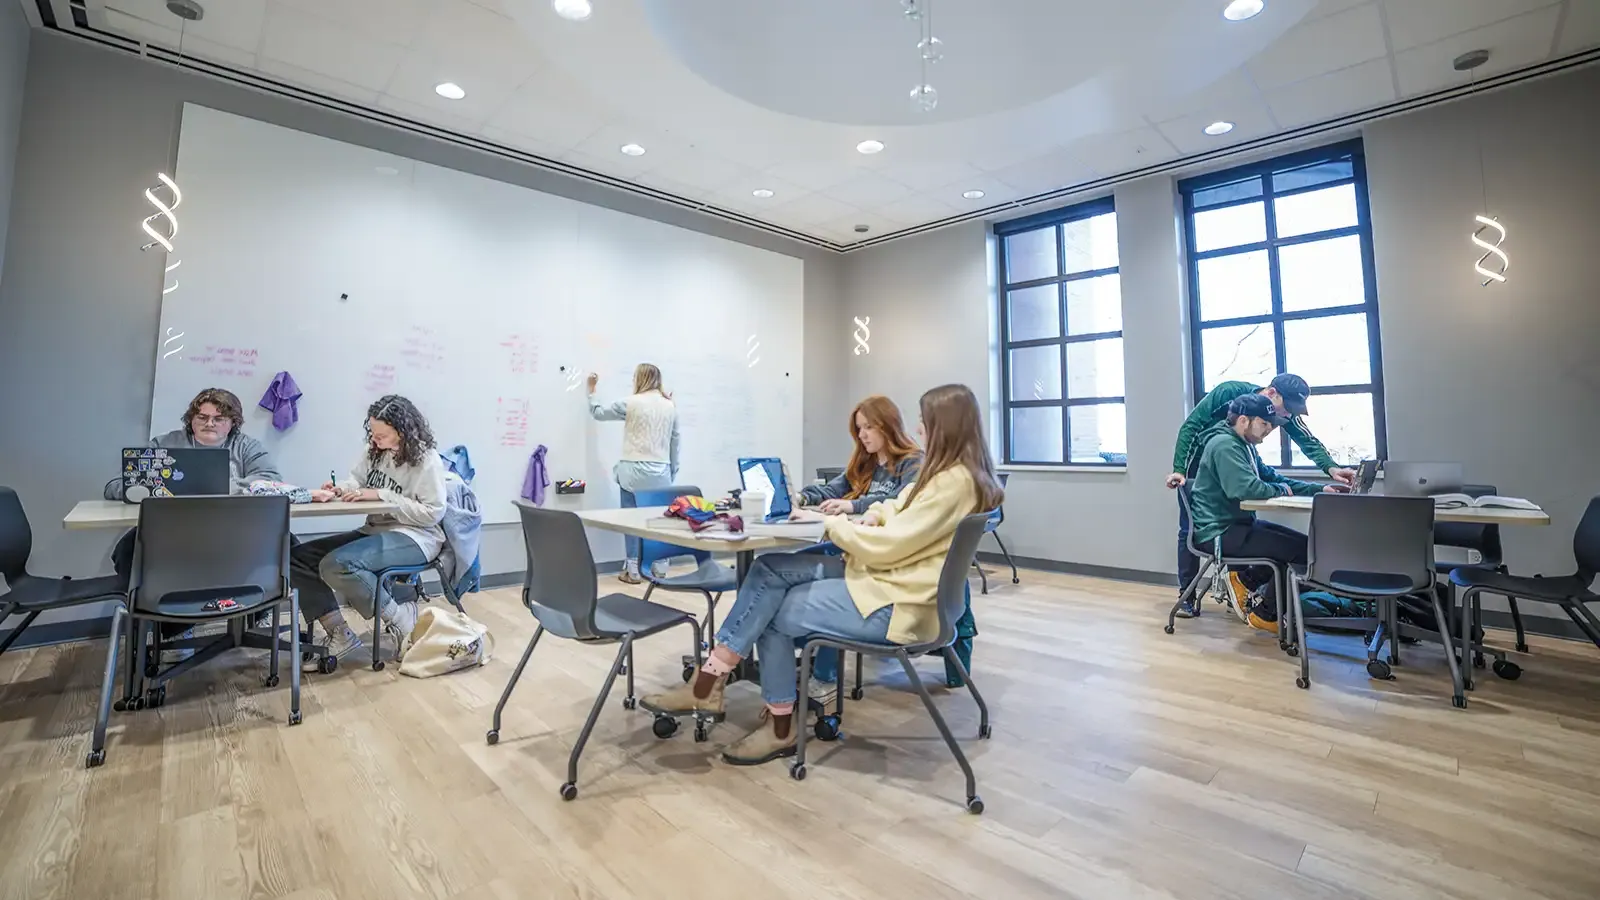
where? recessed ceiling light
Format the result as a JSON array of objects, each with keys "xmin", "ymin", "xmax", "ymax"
[
  {"xmin": 619, "ymin": 143, "xmax": 646, "ymax": 156},
  {"xmin": 751, "ymin": 189, "xmax": 775, "ymax": 199},
  {"xmin": 375, "ymin": 166, "xmax": 400, "ymax": 176},
  {"xmin": 1203, "ymin": 121, "xmax": 1235, "ymax": 135},
  {"xmin": 962, "ymin": 189, "xmax": 985, "ymax": 200},
  {"xmin": 434, "ymin": 82, "xmax": 466, "ymax": 100},
  {"xmin": 552, "ymin": 0, "xmax": 592, "ymax": 21},
  {"xmin": 1222, "ymin": 0, "xmax": 1264, "ymax": 21},
  {"xmin": 856, "ymin": 140, "xmax": 885, "ymax": 154}
]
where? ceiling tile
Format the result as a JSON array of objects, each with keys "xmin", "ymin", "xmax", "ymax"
[
  {"xmin": 1264, "ymin": 58, "xmax": 1397, "ymax": 128},
  {"xmin": 757, "ymin": 160, "xmax": 860, "ymax": 193},
  {"xmin": 877, "ymin": 193, "xmax": 962, "ymax": 227},
  {"xmin": 556, "ymin": 149, "xmax": 657, "ymax": 184},
  {"xmin": 821, "ymin": 173, "xmax": 914, "ymax": 207},
  {"xmin": 768, "ymin": 193, "xmax": 862, "ymax": 227},
  {"xmin": 375, "ymin": 94, "xmax": 487, "ymax": 135},
  {"xmin": 568, "ymin": 123, "xmax": 672, "ymax": 168},
  {"xmin": 104, "ymin": 0, "xmax": 266, "ymax": 54},
  {"xmin": 485, "ymin": 79, "xmax": 611, "ymax": 149},
  {"xmin": 1305, "ymin": 0, "xmax": 1375, "ymax": 22},
  {"xmin": 1143, "ymin": 68, "xmax": 1264, "ymax": 125},
  {"xmin": 1155, "ymin": 96, "xmax": 1279, "ymax": 155},
  {"xmin": 1392, "ymin": 5, "xmax": 1563, "ymax": 97},
  {"xmin": 877, "ymin": 159, "xmax": 988, "ymax": 193},
  {"xmin": 1247, "ymin": 3, "xmax": 1388, "ymax": 90},
  {"xmin": 819, "ymin": 212, "xmax": 901, "ymax": 241},
  {"xmin": 259, "ymin": 6, "xmax": 406, "ymax": 92},
  {"xmin": 476, "ymin": 125, "xmax": 568, "ymax": 162},
  {"xmin": 1557, "ymin": 0, "xmax": 1600, "ymax": 54},
  {"xmin": 938, "ymin": 175, "xmax": 1028, "ymax": 208},
  {"xmin": 631, "ymin": 170, "xmax": 713, "ymax": 203},
  {"xmin": 383, "ymin": 52, "xmax": 519, "ymax": 122},
  {"xmin": 641, "ymin": 146, "xmax": 752, "ymax": 194},
  {"xmin": 1383, "ymin": 0, "xmax": 1560, "ymax": 53},
  {"xmin": 709, "ymin": 171, "xmax": 809, "ymax": 207},
  {"xmin": 992, "ymin": 148, "xmax": 1097, "ymax": 196},
  {"xmin": 418, "ymin": 0, "xmax": 544, "ymax": 84},
  {"xmin": 270, "ymin": 0, "xmax": 432, "ymax": 47},
  {"xmin": 101, "ymin": 9, "xmax": 259, "ymax": 69},
  {"xmin": 1068, "ymin": 125, "xmax": 1178, "ymax": 176},
  {"xmin": 257, "ymin": 58, "xmax": 381, "ymax": 106}
]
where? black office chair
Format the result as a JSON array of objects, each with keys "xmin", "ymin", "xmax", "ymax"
[
  {"xmin": 488, "ymin": 502, "xmax": 705, "ymax": 801},
  {"xmin": 792, "ymin": 512, "xmax": 993, "ymax": 814},
  {"xmin": 1431, "ymin": 483, "xmax": 1520, "ymax": 673},
  {"xmin": 1451, "ymin": 495, "xmax": 1600, "ymax": 689},
  {"xmin": 974, "ymin": 473, "xmax": 1019, "ymax": 593},
  {"xmin": 0, "ymin": 487, "xmax": 130, "ymax": 769},
  {"xmin": 1164, "ymin": 486, "xmax": 1291, "ymax": 652},
  {"xmin": 1290, "ymin": 494, "xmax": 1471, "ymax": 704},
  {"xmin": 122, "ymin": 495, "xmax": 307, "ymax": 730},
  {"xmin": 816, "ymin": 467, "xmax": 844, "ymax": 483}
]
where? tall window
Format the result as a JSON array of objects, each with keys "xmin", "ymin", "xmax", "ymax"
[
  {"xmin": 1179, "ymin": 140, "xmax": 1386, "ymax": 469},
  {"xmin": 996, "ymin": 197, "xmax": 1125, "ymax": 466}
]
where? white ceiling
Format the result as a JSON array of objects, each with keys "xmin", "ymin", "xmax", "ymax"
[{"xmin": 39, "ymin": 0, "xmax": 1600, "ymax": 249}]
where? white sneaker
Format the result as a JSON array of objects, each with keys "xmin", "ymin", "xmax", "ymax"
[
  {"xmin": 383, "ymin": 600, "xmax": 420, "ymax": 661},
  {"xmin": 304, "ymin": 626, "xmax": 364, "ymax": 673},
  {"xmin": 159, "ymin": 627, "xmax": 196, "ymax": 666},
  {"xmin": 806, "ymin": 676, "xmax": 837, "ymax": 704},
  {"xmin": 649, "ymin": 559, "xmax": 671, "ymax": 580}
]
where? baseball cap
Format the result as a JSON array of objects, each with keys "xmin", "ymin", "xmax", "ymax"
[
  {"xmin": 1269, "ymin": 373, "xmax": 1311, "ymax": 417},
  {"xmin": 1229, "ymin": 392, "xmax": 1288, "ymax": 427}
]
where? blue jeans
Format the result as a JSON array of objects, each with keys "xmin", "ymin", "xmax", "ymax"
[
  {"xmin": 616, "ymin": 463, "xmax": 673, "ymax": 562},
  {"xmin": 715, "ymin": 552, "xmax": 893, "ymax": 706},
  {"xmin": 290, "ymin": 530, "xmax": 428, "ymax": 622}
]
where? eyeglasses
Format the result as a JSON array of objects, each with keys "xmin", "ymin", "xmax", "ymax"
[{"xmin": 192, "ymin": 414, "xmax": 232, "ymax": 426}]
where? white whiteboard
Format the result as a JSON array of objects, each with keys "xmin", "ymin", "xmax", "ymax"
[{"xmin": 152, "ymin": 105, "xmax": 804, "ymax": 524}]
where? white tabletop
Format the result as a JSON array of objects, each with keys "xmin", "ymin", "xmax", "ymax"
[
  {"xmin": 1242, "ymin": 495, "xmax": 1551, "ymax": 526},
  {"xmin": 62, "ymin": 498, "xmax": 401, "ymax": 530},
  {"xmin": 572, "ymin": 505, "xmax": 825, "ymax": 553}
]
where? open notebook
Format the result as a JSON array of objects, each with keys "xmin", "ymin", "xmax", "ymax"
[{"xmin": 1428, "ymin": 494, "xmax": 1541, "ymax": 511}]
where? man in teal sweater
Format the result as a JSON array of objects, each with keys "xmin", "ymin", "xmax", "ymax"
[
  {"xmin": 1188, "ymin": 394, "xmax": 1342, "ymax": 628},
  {"xmin": 1169, "ymin": 374, "xmax": 1355, "ymax": 615}
]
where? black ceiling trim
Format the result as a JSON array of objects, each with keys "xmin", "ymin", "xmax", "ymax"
[{"xmin": 32, "ymin": 0, "xmax": 55, "ymax": 28}]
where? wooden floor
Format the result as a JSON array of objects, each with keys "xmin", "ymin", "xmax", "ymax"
[{"xmin": 3, "ymin": 568, "xmax": 1600, "ymax": 900}]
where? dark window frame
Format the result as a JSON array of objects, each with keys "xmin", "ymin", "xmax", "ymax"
[
  {"xmin": 1179, "ymin": 140, "xmax": 1388, "ymax": 470},
  {"xmin": 996, "ymin": 196, "xmax": 1126, "ymax": 467}
]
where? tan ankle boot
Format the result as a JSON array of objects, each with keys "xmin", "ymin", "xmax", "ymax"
[
  {"xmin": 721, "ymin": 710, "xmax": 797, "ymax": 766},
  {"xmin": 640, "ymin": 675, "xmax": 726, "ymax": 719}
]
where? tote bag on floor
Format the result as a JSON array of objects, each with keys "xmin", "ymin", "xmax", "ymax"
[{"xmin": 398, "ymin": 606, "xmax": 494, "ymax": 678}]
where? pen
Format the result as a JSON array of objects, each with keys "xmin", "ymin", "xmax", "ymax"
[{"xmin": 330, "ymin": 470, "xmax": 338, "ymax": 494}]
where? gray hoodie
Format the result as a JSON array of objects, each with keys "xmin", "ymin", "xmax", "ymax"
[
  {"xmin": 103, "ymin": 429, "xmax": 282, "ymax": 500},
  {"xmin": 799, "ymin": 453, "xmax": 923, "ymax": 514}
]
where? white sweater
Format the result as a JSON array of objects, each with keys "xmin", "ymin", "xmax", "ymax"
[
  {"xmin": 589, "ymin": 391, "xmax": 680, "ymax": 466},
  {"xmin": 337, "ymin": 449, "xmax": 448, "ymax": 560}
]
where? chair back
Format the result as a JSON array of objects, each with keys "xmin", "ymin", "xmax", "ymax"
[
  {"xmin": 131, "ymin": 496, "xmax": 291, "ymax": 615},
  {"xmin": 1433, "ymin": 483, "xmax": 1503, "ymax": 568},
  {"xmin": 515, "ymin": 502, "xmax": 604, "ymax": 640},
  {"xmin": 927, "ymin": 513, "xmax": 991, "ymax": 649},
  {"xmin": 986, "ymin": 473, "xmax": 1009, "ymax": 529},
  {"xmin": 0, "ymin": 487, "xmax": 32, "ymax": 584},
  {"xmin": 633, "ymin": 485, "xmax": 708, "ymax": 568},
  {"xmin": 1177, "ymin": 485, "xmax": 1208, "ymax": 557},
  {"xmin": 1572, "ymin": 495, "xmax": 1600, "ymax": 582},
  {"xmin": 816, "ymin": 467, "xmax": 844, "ymax": 483},
  {"xmin": 1306, "ymin": 494, "xmax": 1435, "ymax": 593}
]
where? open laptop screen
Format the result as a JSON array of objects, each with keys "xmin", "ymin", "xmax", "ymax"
[{"xmin": 737, "ymin": 457, "xmax": 792, "ymax": 519}]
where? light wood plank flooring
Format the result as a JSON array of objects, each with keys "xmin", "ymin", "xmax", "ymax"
[{"xmin": 3, "ymin": 568, "xmax": 1600, "ymax": 900}]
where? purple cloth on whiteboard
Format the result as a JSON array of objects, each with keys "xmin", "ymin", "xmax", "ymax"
[
  {"xmin": 257, "ymin": 370, "xmax": 302, "ymax": 431},
  {"xmin": 522, "ymin": 444, "xmax": 550, "ymax": 506}
]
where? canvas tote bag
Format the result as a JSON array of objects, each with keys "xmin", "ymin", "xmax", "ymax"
[{"xmin": 398, "ymin": 606, "xmax": 494, "ymax": 678}]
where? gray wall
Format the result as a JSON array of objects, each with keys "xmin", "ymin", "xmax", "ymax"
[
  {"xmin": 0, "ymin": 34, "xmax": 849, "ymax": 623},
  {"xmin": 843, "ymin": 63, "xmax": 1600, "ymax": 607},
  {"xmin": 0, "ymin": 0, "xmax": 28, "ymax": 286}
]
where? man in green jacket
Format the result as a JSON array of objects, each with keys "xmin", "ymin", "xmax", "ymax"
[
  {"xmin": 1169, "ymin": 374, "xmax": 1355, "ymax": 615},
  {"xmin": 1188, "ymin": 394, "xmax": 1342, "ymax": 628}
]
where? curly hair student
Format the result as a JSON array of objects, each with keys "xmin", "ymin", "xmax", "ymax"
[{"xmin": 291, "ymin": 395, "xmax": 447, "ymax": 670}]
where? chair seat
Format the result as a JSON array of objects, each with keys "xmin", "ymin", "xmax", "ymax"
[
  {"xmin": 1435, "ymin": 560, "xmax": 1496, "ymax": 576},
  {"xmin": 592, "ymin": 593, "xmax": 694, "ymax": 639},
  {"xmin": 1449, "ymin": 567, "xmax": 1596, "ymax": 603},
  {"xmin": 1301, "ymin": 569, "xmax": 1422, "ymax": 597},
  {"xmin": 646, "ymin": 560, "xmax": 736, "ymax": 593},
  {"xmin": 2, "ymin": 573, "xmax": 127, "ymax": 610}
]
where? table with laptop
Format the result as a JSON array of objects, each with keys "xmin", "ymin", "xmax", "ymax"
[{"xmin": 1242, "ymin": 460, "xmax": 1550, "ymax": 526}]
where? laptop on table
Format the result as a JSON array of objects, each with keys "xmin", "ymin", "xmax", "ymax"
[
  {"xmin": 121, "ymin": 447, "xmax": 231, "ymax": 502},
  {"xmin": 737, "ymin": 457, "xmax": 795, "ymax": 523},
  {"xmin": 1383, "ymin": 461, "xmax": 1464, "ymax": 498}
]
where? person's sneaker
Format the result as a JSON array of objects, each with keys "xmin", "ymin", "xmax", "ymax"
[
  {"xmin": 382, "ymin": 600, "xmax": 420, "ymax": 661},
  {"xmin": 1226, "ymin": 571, "xmax": 1253, "ymax": 623},
  {"xmin": 618, "ymin": 561, "xmax": 642, "ymax": 585},
  {"xmin": 1247, "ymin": 608, "xmax": 1278, "ymax": 633},
  {"xmin": 640, "ymin": 676, "xmax": 726, "ymax": 719},
  {"xmin": 649, "ymin": 559, "xmax": 671, "ymax": 581},
  {"xmin": 160, "ymin": 627, "xmax": 196, "ymax": 666},
  {"xmin": 303, "ymin": 627, "xmax": 364, "ymax": 673},
  {"xmin": 1173, "ymin": 596, "xmax": 1201, "ymax": 619},
  {"xmin": 721, "ymin": 710, "xmax": 797, "ymax": 766},
  {"xmin": 806, "ymin": 676, "xmax": 836, "ymax": 704}
]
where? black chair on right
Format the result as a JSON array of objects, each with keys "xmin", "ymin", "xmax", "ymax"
[
  {"xmin": 1451, "ymin": 495, "xmax": 1600, "ymax": 688},
  {"xmin": 1432, "ymin": 483, "xmax": 1519, "ymax": 677},
  {"xmin": 815, "ymin": 467, "xmax": 844, "ymax": 483},
  {"xmin": 488, "ymin": 502, "xmax": 705, "ymax": 801}
]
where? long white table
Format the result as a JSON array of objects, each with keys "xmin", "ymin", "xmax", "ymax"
[
  {"xmin": 63, "ymin": 498, "xmax": 401, "ymax": 530},
  {"xmin": 1241, "ymin": 495, "xmax": 1551, "ymax": 526}
]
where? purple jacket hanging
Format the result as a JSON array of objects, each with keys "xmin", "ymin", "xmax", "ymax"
[
  {"xmin": 257, "ymin": 370, "xmax": 302, "ymax": 431},
  {"xmin": 522, "ymin": 444, "xmax": 550, "ymax": 506}
]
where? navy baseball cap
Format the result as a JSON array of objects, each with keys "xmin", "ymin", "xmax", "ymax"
[
  {"xmin": 1269, "ymin": 373, "xmax": 1310, "ymax": 417},
  {"xmin": 1229, "ymin": 392, "xmax": 1288, "ymax": 427}
]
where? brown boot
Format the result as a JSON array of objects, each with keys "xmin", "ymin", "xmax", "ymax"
[
  {"xmin": 721, "ymin": 710, "xmax": 797, "ymax": 766},
  {"xmin": 640, "ymin": 673, "xmax": 726, "ymax": 719}
]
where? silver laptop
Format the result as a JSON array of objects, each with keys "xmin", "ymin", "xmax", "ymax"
[{"xmin": 1384, "ymin": 461, "xmax": 1464, "ymax": 497}]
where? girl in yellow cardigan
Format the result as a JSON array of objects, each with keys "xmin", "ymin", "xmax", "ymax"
[{"xmin": 641, "ymin": 384, "xmax": 1004, "ymax": 766}]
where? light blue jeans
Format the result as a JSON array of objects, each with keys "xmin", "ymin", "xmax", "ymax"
[
  {"xmin": 616, "ymin": 460, "xmax": 673, "ymax": 562},
  {"xmin": 715, "ymin": 552, "xmax": 893, "ymax": 706}
]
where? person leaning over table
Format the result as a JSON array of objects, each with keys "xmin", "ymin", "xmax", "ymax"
[
  {"xmin": 1166, "ymin": 374, "xmax": 1356, "ymax": 618},
  {"xmin": 1189, "ymin": 393, "xmax": 1346, "ymax": 632}
]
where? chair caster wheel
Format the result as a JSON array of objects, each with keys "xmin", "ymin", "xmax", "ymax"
[
  {"xmin": 485, "ymin": 729, "xmax": 500, "ymax": 745},
  {"xmin": 1295, "ymin": 676, "xmax": 1309, "ymax": 690},
  {"xmin": 681, "ymin": 665, "xmax": 694, "ymax": 684},
  {"xmin": 622, "ymin": 697, "xmax": 637, "ymax": 710},
  {"xmin": 1452, "ymin": 696, "xmax": 1468, "ymax": 709},
  {"xmin": 813, "ymin": 715, "xmax": 842, "ymax": 743},
  {"xmin": 318, "ymin": 655, "xmax": 338, "ymax": 675},
  {"xmin": 789, "ymin": 762, "xmax": 807, "ymax": 781},
  {"xmin": 1492, "ymin": 659, "xmax": 1522, "ymax": 680},
  {"xmin": 1366, "ymin": 660, "xmax": 1393, "ymax": 680},
  {"xmin": 1473, "ymin": 653, "xmax": 1486, "ymax": 669},
  {"xmin": 372, "ymin": 660, "xmax": 385, "ymax": 672},
  {"xmin": 145, "ymin": 687, "xmax": 166, "ymax": 709},
  {"xmin": 113, "ymin": 698, "xmax": 128, "ymax": 713},
  {"xmin": 1285, "ymin": 646, "xmax": 1300, "ymax": 657},
  {"xmin": 85, "ymin": 749, "xmax": 106, "ymax": 769},
  {"xmin": 1163, "ymin": 624, "xmax": 1175, "ymax": 635},
  {"xmin": 559, "ymin": 782, "xmax": 578, "ymax": 801},
  {"xmin": 849, "ymin": 688, "xmax": 864, "ymax": 701},
  {"xmin": 288, "ymin": 710, "xmax": 303, "ymax": 726},
  {"xmin": 651, "ymin": 715, "xmax": 679, "ymax": 739},
  {"xmin": 966, "ymin": 795, "xmax": 985, "ymax": 814},
  {"xmin": 978, "ymin": 723, "xmax": 992, "ymax": 739},
  {"xmin": 694, "ymin": 723, "xmax": 709, "ymax": 743},
  {"xmin": 144, "ymin": 663, "xmax": 159, "ymax": 679},
  {"xmin": 263, "ymin": 675, "xmax": 280, "ymax": 688}
]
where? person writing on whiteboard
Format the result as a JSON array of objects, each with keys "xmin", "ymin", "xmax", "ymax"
[
  {"xmin": 796, "ymin": 395, "xmax": 922, "ymax": 514},
  {"xmin": 587, "ymin": 363, "xmax": 681, "ymax": 584},
  {"xmin": 291, "ymin": 395, "xmax": 447, "ymax": 669},
  {"xmin": 640, "ymin": 383, "xmax": 1002, "ymax": 767}
]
